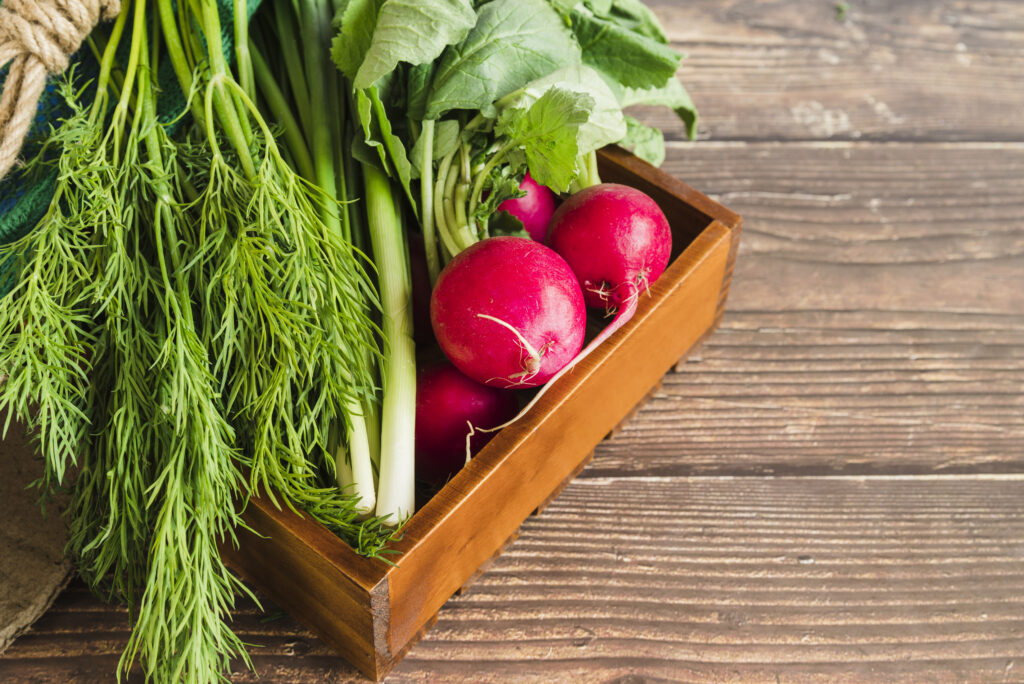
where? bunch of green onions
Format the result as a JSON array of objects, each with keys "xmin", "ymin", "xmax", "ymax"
[{"xmin": 248, "ymin": 0, "xmax": 417, "ymax": 524}]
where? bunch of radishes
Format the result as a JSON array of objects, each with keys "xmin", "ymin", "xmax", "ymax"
[{"xmin": 414, "ymin": 175, "xmax": 673, "ymax": 491}]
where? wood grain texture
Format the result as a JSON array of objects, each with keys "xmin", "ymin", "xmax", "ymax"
[
  {"xmin": 5, "ymin": 477, "xmax": 1024, "ymax": 683},
  {"xmin": 644, "ymin": 0, "xmax": 1024, "ymax": 143},
  {"xmin": 389, "ymin": 476, "xmax": 1024, "ymax": 684},
  {"xmin": 3, "ymin": 0, "xmax": 1024, "ymax": 681},
  {"xmin": 593, "ymin": 143, "xmax": 1024, "ymax": 477}
]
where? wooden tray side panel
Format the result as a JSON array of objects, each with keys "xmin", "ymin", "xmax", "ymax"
[
  {"xmin": 714, "ymin": 216, "xmax": 743, "ymax": 327},
  {"xmin": 382, "ymin": 221, "xmax": 734, "ymax": 654},
  {"xmin": 221, "ymin": 502, "xmax": 388, "ymax": 679}
]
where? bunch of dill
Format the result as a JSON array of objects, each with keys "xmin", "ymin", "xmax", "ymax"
[{"xmin": 0, "ymin": 0, "xmax": 396, "ymax": 680}]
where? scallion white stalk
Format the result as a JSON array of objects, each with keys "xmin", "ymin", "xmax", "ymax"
[{"xmin": 363, "ymin": 163, "xmax": 417, "ymax": 524}]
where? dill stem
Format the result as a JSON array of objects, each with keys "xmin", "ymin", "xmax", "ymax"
[
  {"xmin": 249, "ymin": 40, "xmax": 314, "ymax": 180},
  {"xmin": 272, "ymin": 0, "xmax": 312, "ymax": 138},
  {"xmin": 91, "ymin": 4, "xmax": 130, "ymax": 120},
  {"xmin": 199, "ymin": 0, "xmax": 257, "ymax": 177},
  {"xmin": 109, "ymin": 0, "xmax": 147, "ymax": 126},
  {"xmin": 156, "ymin": 0, "xmax": 205, "ymax": 129},
  {"xmin": 299, "ymin": 0, "xmax": 340, "ymax": 235},
  {"xmin": 234, "ymin": 0, "xmax": 255, "ymax": 100}
]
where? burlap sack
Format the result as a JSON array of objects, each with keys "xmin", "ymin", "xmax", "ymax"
[{"xmin": 0, "ymin": 410, "xmax": 71, "ymax": 654}]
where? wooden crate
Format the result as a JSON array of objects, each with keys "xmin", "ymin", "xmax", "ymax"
[{"xmin": 220, "ymin": 146, "xmax": 743, "ymax": 680}]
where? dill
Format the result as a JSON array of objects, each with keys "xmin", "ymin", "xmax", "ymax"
[{"xmin": 0, "ymin": 0, "xmax": 399, "ymax": 680}]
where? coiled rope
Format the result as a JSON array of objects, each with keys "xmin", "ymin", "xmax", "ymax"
[{"xmin": 0, "ymin": 0, "xmax": 121, "ymax": 180}]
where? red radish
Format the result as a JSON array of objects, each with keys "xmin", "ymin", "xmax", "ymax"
[
  {"xmin": 430, "ymin": 237, "xmax": 586, "ymax": 388},
  {"xmin": 469, "ymin": 184, "xmax": 674, "ymax": 446},
  {"xmin": 541, "ymin": 183, "xmax": 672, "ymax": 379},
  {"xmin": 495, "ymin": 172, "xmax": 557, "ymax": 242},
  {"xmin": 414, "ymin": 359, "xmax": 519, "ymax": 486},
  {"xmin": 547, "ymin": 183, "xmax": 672, "ymax": 311}
]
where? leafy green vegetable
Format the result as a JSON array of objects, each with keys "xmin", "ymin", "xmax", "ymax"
[
  {"xmin": 620, "ymin": 114, "xmax": 665, "ymax": 165},
  {"xmin": 331, "ymin": 0, "xmax": 477, "ymax": 89},
  {"xmin": 423, "ymin": 0, "xmax": 582, "ymax": 118},
  {"xmin": 502, "ymin": 64, "xmax": 626, "ymax": 156},
  {"xmin": 364, "ymin": 0, "xmax": 475, "ymax": 88},
  {"xmin": 568, "ymin": 4, "xmax": 680, "ymax": 90},
  {"xmin": 619, "ymin": 76, "xmax": 699, "ymax": 140},
  {"xmin": 355, "ymin": 86, "xmax": 417, "ymax": 210},
  {"xmin": 474, "ymin": 166, "xmax": 527, "ymax": 224},
  {"xmin": 496, "ymin": 87, "xmax": 592, "ymax": 191},
  {"xmin": 581, "ymin": 0, "xmax": 613, "ymax": 15},
  {"xmin": 602, "ymin": 0, "xmax": 670, "ymax": 43},
  {"xmin": 331, "ymin": 0, "xmax": 381, "ymax": 80}
]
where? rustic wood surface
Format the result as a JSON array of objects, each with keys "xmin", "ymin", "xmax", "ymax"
[{"xmin": 3, "ymin": 0, "xmax": 1023, "ymax": 681}]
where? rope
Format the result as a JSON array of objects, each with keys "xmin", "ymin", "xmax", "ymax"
[{"xmin": 0, "ymin": 0, "xmax": 121, "ymax": 181}]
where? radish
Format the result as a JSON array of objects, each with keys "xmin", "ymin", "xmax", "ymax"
[
  {"xmin": 467, "ymin": 183, "xmax": 674, "ymax": 449},
  {"xmin": 430, "ymin": 236, "xmax": 586, "ymax": 388},
  {"xmin": 547, "ymin": 183, "xmax": 673, "ymax": 313},
  {"xmin": 415, "ymin": 359, "xmax": 519, "ymax": 486},
  {"xmin": 495, "ymin": 172, "xmax": 557, "ymax": 242},
  {"xmin": 537, "ymin": 183, "xmax": 672, "ymax": 385}
]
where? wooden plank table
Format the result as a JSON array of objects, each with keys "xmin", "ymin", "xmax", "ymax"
[{"xmin": 3, "ymin": 0, "xmax": 1024, "ymax": 681}]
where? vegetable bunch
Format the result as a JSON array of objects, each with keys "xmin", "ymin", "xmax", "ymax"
[
  {"xmin": 328, "ymin": 0, "xmax": 696, "ymax": 283},
  {"xmin": 0, "ymin": 0, "xmax": 696, "ymax": 681},
  {"xmin": 1, "ymin": 0, "xmax": 397, "ymax": 680}
]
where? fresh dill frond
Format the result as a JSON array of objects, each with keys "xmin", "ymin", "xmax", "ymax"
[{"xmin": 0, "ymin": 94, "xmax": 100, "ymax": 494}]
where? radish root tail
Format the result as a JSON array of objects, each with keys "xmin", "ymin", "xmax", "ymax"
[{"xmin": 477, "ymin": 313, "xmax": 545, "ymax": 387}]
